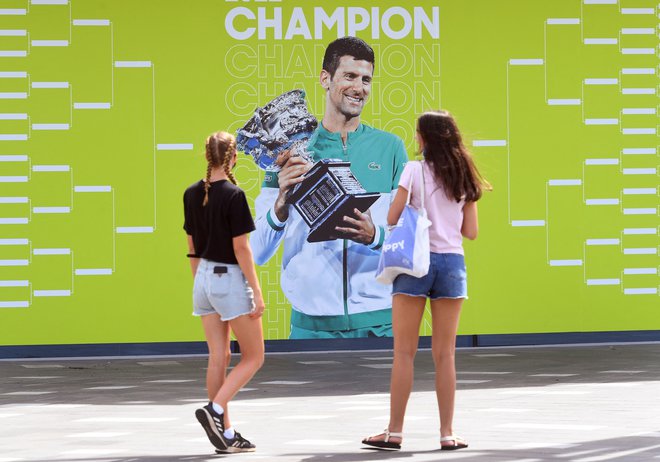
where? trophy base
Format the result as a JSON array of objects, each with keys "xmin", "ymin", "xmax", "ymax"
[
  {"xmin": 306, "ymin": 193, "xmax": 380, "ymax": 243},
  {"xmin": 286, "ymin": 159, "xmax": 381, "ymax": 243}
]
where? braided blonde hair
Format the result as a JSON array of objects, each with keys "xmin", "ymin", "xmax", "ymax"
[{"xmin": 203, "ymin": 131, "xmax": 238, "ymax": 206}]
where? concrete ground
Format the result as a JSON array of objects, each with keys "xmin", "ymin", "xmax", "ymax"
[{"xmin": 1, "ymin": 343, "xmax": 660, "ymax": 462}]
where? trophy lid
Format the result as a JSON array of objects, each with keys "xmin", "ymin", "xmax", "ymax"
[{"xmin": 236, "ymin": 89, "xmax": 318, "ymax": 171}]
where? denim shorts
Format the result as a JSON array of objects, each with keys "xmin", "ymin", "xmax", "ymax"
[
  {"xmin": 192, "ymin": 259, "xmax": 254, "ymax": 320},
  {"xmin": 392, "ymin": 252, "xmax": 467, "ymax": 299}
]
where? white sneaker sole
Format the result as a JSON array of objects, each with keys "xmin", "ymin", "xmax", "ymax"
[
  {"xmin": 195, "ymin": 408, "xmax": 228, "ymax": 450},
  {"xmin": 218, "ymin": 446, "xmax": 256, "ymax": 454}
]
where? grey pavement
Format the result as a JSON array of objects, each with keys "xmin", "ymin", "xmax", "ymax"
[{"xmin": 1, "ymin": 343, "xmax": 660, "ymax": 462}]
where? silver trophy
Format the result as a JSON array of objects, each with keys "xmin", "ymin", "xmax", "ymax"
[
  {"xmin": 236, "ymin": 89, "xmax": 317, "ymax": 171},
  {"xmin": 238, "ymin": 90, "xmax": 379, "ymax": 242}
]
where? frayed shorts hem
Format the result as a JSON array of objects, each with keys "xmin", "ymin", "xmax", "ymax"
[
  {"xmin": 392, "ymin": 292, "xmax": 468, "ymax": 301},
  {"xmin": 392, "ymin": 291, "xmax": 428, "ymax": 298},
  {"xmin": 193, "ymin": 310, "xmax": 253, "ymax": 321}
]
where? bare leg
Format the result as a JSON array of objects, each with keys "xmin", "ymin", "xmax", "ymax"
[
  {"xmin": 365, "ymin": 294, "xmax": 425, "ymax": 445},
  {"xmin": 201, "ymin": 314, "xmax": 231, "ymax": 401},
  {"xmin": 429, "ymin": 298, "xmax": 464, "ymax": 443},
  {"xmin": 389, "ymin": 294, "xmax": 426, "ymax": 435},
  {"xmin": 213, "ymin": 313, "xmax": 264, "ymax": 429}
]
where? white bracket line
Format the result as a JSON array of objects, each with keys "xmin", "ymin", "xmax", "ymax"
[
  {"xmin": 623, "ymin": 208, "xmax": 657, "ymax": 215},
  {"xmin": 550, "ymin": 260, "xmax": 584, "ymax": 266},
  {"xmin": 30, "ymin": 1, "xmax": 69, "ymax": 6},
  {"xmin": 512, "ymin": 220, "xmax": 545, "ymax": 227},
  {"xmin": 620, "ymin": 8, "xmax": 654, "ymax": 14},
  {"xmin": 584, "ymin": 38, "xmax": 617, "ymax": 45},
  {"xmin": 623, "ymin": 268, "xmax": 658, "ymax": 275},
  {"xmin": 33, "ymin": 248, "xmax": 71, "ymax": 255},
  {"xmin": 623, "ymin": 228, "xmax": 657, "ymax": 235},
  {"xmin": 0, "ymin": 239, "xmax": 29, "ymax": 246},
  {"xmin": 0, "ymin": 280, "xmax": 29, "ymax": 287},
  {"xmin": 73, "ymin": 103, "xmax": 110, "ymax": 109},
  {"xmin": 0, "ymin": 9, "xmax": 27, "ymax": 15},
  {"xmin": 622, "ymin": 148, "xmax": 656, "ymax": 155},
  {"xmin": 548, "ymin": 99, "xmax": 581, "ymax": 105},
  {"xmin": 621, "ymin": 67, "xmax": 655, "ymax": 74},
  {"xmin": 586, "ymin": 239, "xmax": 620, "ymax": 246},
  {"xmin": 72, "ymin": 19, "xmax": 110, "ymax": 26},
  {"xmin": 74, "ymin": 186, "xmax": 111, "ymax": 193},
  {"xmin": 32, "ymin": 165, "xmax": 70, "ymax": 172},
  {"xmin": 587, "ymin": 279, "xmax": 621, "ymax": 286},
  {"xmin": 587, "ymin": 278, "xmax": 621, "ymax": 286},
  {"xmin": 32, "ymin": 207, "xmax": 70, "ymax": 214},
  {"xmin": 31, "ymin": 81, "xmax": 69, "ymax": 89},
  {"xmin": 585, "ymin": 199, "xmax": 619, "ymax": 205},
  {"xmin": 0, "ymin": 302, "xmax": 29, "ymax": 308},
  {"xmin": 116, "ymin": 227, "xmax": 154, "ymax": 234},
  {"xmin": 114, "ymin": 61, "xmax": 152, "ymax": 68},
  {"xmin": 472, "ymin": 140, "xmax": 506, "ymax": 147},
  {"xmin": 31, "ymin": 40, "xmax": 68, "ymax": 47},
  {"xmin": 623, "ymin": 288, "xmax": 658, "ymax": 295},
  {"xmin": 75, "ymin": 269, "xmax": 112, "ymax": 276},
  {"xmin": 156, "ymin": 144, "xmax": 194, "ymax": 150},
  {"xmin": 33, "ymin": 290, "xmax": 71, "ymax": 297},
  {"xmin": 623, "ymin": 248, "xmax": 658, "ymax": 255},
  {"xmin": 549, "ymin": 179, "xmax": 582, "ymax": 186}
]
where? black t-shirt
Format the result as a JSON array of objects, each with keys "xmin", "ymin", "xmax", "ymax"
[{"xmin": 183, "ymin": 179, "xmax": 255, "ymax": 264}]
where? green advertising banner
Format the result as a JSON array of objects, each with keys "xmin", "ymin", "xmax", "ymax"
[{"xmin": 0, "ymin": 0, "xmax": 658, "ymax": 346}]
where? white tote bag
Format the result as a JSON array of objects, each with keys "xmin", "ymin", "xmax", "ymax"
[{"xmin": 376, "ymin": 161, "xmax": 431, "ymax": 284}]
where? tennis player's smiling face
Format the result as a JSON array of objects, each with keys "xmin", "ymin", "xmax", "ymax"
[{"xmin": 322, "ymin": 55, "xmax": 373, "ymax": 122}]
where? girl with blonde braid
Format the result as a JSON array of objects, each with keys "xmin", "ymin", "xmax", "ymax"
[{"xmin": 183, "ymin": 131, "xmax": 265, "ymax": 453}]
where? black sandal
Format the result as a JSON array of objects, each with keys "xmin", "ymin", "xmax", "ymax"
[
  {"xmin": 362, "ymin": 429, "xmax": 402, "ymax": 450},
  {"xmin": 440, "ymin": 435, "xmax": 468, "ymax": 450}
]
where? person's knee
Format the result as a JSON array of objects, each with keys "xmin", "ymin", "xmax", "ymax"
[
  {"xmin": 242, "ymin": 354, "xmax": 264, "ymax": 373},
  {"xmin": 208, "ymin": 351, "xmax": 229, "ymax": 368},
  {"xmin": 394, "ymin": 344, "xmax": 418, "ymax": 362},
  {"xmin": 432, "ymin": 347, "xmax": 455, "ymax": 365},
  {"xmin": 252, "ymin": 347, "xmax": 265, "ymax": 370},
  {"xmin": 254, "ymin": 353, "xmax": 265, "ymax": 370},
  {"xmin": 241, "ymin": 345, "xmax": 265, "ymax": 371}
]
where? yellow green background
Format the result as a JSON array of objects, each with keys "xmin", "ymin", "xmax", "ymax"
[{"xmin": 1, "ymin": 0, "xmax": 658, "ymax": 346}]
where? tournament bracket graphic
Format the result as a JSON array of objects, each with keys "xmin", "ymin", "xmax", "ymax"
[
  {"xmin": 0, "ymin": 0, "xmax": 658, "ymax": 348},
  {"xmin": 454, "ymin": 0, "xmax": 660, "ymax": 334}
]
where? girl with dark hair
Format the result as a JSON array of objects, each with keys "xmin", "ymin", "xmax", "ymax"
[
  {"xmin": 363, "ymin": 110, "xmax": 489, "ymax": 451},
  {"xmin": 183, "ymin": 131, "xmax": 265, "ymax": 453}
]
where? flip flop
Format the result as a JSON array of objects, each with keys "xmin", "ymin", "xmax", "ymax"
[
  {"xmin": 440, "ymin": 435, "xmax": 468, "ymax": 450},
  {"xmin": 362, "ymin": 429, "xmax": 402, "ymax": 450}
]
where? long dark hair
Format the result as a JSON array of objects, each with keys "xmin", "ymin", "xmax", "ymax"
[{"xmin": 417, "ymin": 110, "xmax": 490, "ymax": 203}]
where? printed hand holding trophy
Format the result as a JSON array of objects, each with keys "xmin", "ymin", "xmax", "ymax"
[{"xmin": 237, "ymin": 89, "xmax": 380, "ymax": 243}]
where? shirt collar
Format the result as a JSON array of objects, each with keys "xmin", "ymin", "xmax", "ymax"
[{"xmin": 316, "ymin": 120, "xmax": 365, "ymax": 144}]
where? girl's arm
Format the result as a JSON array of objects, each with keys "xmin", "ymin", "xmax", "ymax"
[
  {"xmin": 233, "ymin": 233, "xmax": 265, "ymax": 318},
  {"xmin": 461, "ymin": 201, "xmax": 479, "ymax": 240},
  {"xmin": 187, "ymin": 235, "xmax": 200, "ymax": 276},
  {"xmin": 387, "ymin": 186, "xmax": 409, "ymax": 227}
]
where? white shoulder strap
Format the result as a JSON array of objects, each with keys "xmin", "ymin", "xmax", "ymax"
[
  {"xmin": 405, "ymin": 162, "xmax": 415, "ymax": 205},
  {"xmin": 419, "ymin": 160, "xmax": 426, "ymax": 209},
  {"xmin": 406, "ymin": 161, "xmax": 426, "ymax": 208}
]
